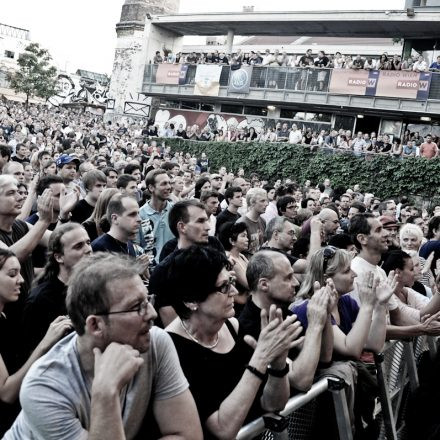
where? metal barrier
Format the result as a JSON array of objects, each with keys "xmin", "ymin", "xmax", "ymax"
[
  {"xmin": 237, "ymin": 336, "xmax": 438, "ymax": 440},
  {"xmin": 237, "ymin": 376, "xmax": 353, "ymax": 440}
]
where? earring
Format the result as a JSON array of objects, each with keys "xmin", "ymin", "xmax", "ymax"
[{"xmin": 192, "ymin": 306, "xmax": 198, "ymax": 311}]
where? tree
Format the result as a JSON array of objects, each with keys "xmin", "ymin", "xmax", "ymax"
[{"xmin": 7, "ymin": 43, "xmax": 57, "ymax": 107}]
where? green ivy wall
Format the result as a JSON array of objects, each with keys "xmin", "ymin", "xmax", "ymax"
[{"xmin": 159, "ymin": 139, "xmax": 440, "ymax": 200}]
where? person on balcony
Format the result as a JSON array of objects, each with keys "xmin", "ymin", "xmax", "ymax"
[{"xmin": 413, "ymin": 55, "xmax": 428, "ymax": 72}]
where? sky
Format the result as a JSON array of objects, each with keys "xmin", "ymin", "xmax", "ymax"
[{"xmin": 4, "ymin": 0, "xmax": 404, "ymax": 75}]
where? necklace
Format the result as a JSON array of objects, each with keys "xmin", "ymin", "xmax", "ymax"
[{"xmin": 180, "ymin": 320, "xmax": 220, "ymax": 349}]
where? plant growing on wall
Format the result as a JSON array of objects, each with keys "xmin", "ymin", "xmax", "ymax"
[
  {"xmin": 8, "ymin": 43, "xmax": 57, "ymax": 108},
  {"xmin": 158, "ymin": 138, "xmax": 440, "ymax": 201}
]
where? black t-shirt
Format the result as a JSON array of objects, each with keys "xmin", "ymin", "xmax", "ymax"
[
  {"xmin": 159, "ymin": 236, "xmax": 224, "ymax": 262},
  {"xmin": 0, "ymin": 220, "xmax": 33, "ymax": 372},
  {"xmin": 168, "ymin": 320, "xmax": 263, "ymax": 439},
  {"xmin": 299, "ymin": 55, "xmax": 314, "ymax": 67},
  {"xmin": 215, "ymin": 209, "xmax": 240, "ymax": 235},
  {"xmin": 71, "ymin": 199, "xmax": 95, "ymax": 224},
  {"xmin": 21, "ymin": 277, "xmax": 68, "ymax": 356},
  {"xmin": 259, "ymin": 246, "xmax": 298, "ymax": 266},
  {"xmin": 91, "ymin": 233, "xmax": 136, "ymax": 257}
]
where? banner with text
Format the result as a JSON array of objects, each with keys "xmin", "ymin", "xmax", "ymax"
[
  {"xmin": 329, "ymin": 69, "xmax": 431, "ymax": 100},
  {"xmin": 194, "ymin": 65, "xmax": 222, "ymax": 96},
  {"xmin": 228, "ymin": 65, "xmax": 253, "ymax": 93},
  {"xmin": 156, "ymin": 64, "xmax": 184, "ymax": 85}
]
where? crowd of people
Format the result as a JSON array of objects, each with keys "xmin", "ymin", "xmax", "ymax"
[
  {"xmin": 1, "ymin": 100, "xmax": 440, "ymax": 439},
  {"xmin": 156, "ymin": 120, "xmax": 440, "ymax": 159},
  {"xmin": 153, "ymin": 48, "xmax": 440, "ymax": 74}
]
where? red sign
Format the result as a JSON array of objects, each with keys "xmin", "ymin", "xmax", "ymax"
[{"xmin": 156, "ymin": 64, "xmax": 182, "ymax": 85}]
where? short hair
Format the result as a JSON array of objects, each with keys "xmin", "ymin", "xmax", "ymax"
[
  {"xmin": 348, "ymin": 213, "xmax": 376, "ymax": 249},
  {"xmin": 36, "ymin": 175, "xmax": 63, "ymax": 196},
  {"xmin": 277, "ymin": 196, "xmax": 295, "ymax": 216},
  {"xmin": 162, "ymin": 162, "xmax": 179, "ymax": 172},
  {"xmin": 328, "ymin": 233, "xmax": 354, "ymax": 250},
  {"xmin": 0, "ymin": 144, "xmax": 12, "ymax": 160},
  {"xmin": 66, "ymin": 253, "xmax": 143, "ymax": 335},
  {"xmin": 2, "ymin": 161, "xmax": 23, "ymax": 175},
  {"xmin": 246, "ymin": 187, "xmax": 267, "ymax": 208},
  {"xmin": 217, "ymin": 221, "xmax": 248, "ymax": 251},
  {"xmin": 116, "ymin": 174, "xmax": 137, "ymax": 190},
  {"xmin": 399, "ymin": 223, "xmax": 423, "ymax": 244},
  {"xmin": 378, "ymin": 200, "xmax": 394, "ymax": 215},
  {"xmin": 82, "ymin": 169, "xmax": 107, "ymax": 192},
  {"xmin": 124, "ymin": 163, "xmax": 141, "ymax": 176},
  {"xmin": 78, "ymin": 162, "xmax": 91, "ymax": 175},
  {"xmin": 200, "ymin": 190, "xmax": 219, "ymax": 203},
  {"xmin": 145, "ymin": 168, "xmax": 167, "ymax": 188},
  {"xmin": 167, "ymin": 246, "xmax": 230, "ymax": 319},
  {"xmin": 37, "ymin": 150, "xmax": 50, "ymax": 161},
  {"xmin": 106, "ymin": 193, "xmax": 133, "ymax": 224},
  {"xmin": 246, "ymin": 250, "xmax": 280, "ymax": 291},
  {"xmin": 168, "ymin": 199, "xmax": 206, "ymax": 238},
  {"xmin": 224, "ymin": 186, "xmax": 242, "ymax": 203},
  {"xmin": 0, "ymin": 174, "xmax": 18, "ymax": 195},
  {"xmin": 382, "ymin": 250, "xmax": 411, "ymax": 275},
  {"xmin": 103, "ymin": 166, "xmax": 117, "ymax": 177},
  {"xmin": 300, "ymin": 198, "xmax": 315, "ymax": 209},
  {"xmin": 350, "ymin": 201, "xmax": 366, "ymax": 214},
  {"xmin": 427, "ymin": 216, "xmax": 440, "ymax": 240},
  {"xmin": 266, "ymin": 216, "xmax": 289, "ymax": 240}
]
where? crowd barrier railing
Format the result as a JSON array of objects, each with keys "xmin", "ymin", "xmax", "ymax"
[
  {"xmin": 237, "ymin": 335, "xmax": 438, "ymax": 440},
  {"xmin": 143, "ymin": 64, "xmax": 440, "ymax": 100}
]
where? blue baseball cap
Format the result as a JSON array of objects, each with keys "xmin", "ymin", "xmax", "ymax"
[{"xmin": 56, "ymin": 154, "xmax": 80, "ymax": 168}]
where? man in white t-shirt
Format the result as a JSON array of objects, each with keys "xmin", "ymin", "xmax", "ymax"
[
  {"xmin": 349, "ymin": 213, "xmax": 420, "ymax": 331},
  {"xmin": 289, "ymin": 124, "xmax": 303, "ymax": 144},
  {"xmin": 5, "ymin": 253, "xmax": 202, "ymax": 440}
]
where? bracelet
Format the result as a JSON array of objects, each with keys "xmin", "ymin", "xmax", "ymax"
[
  {"xmin": 267, "ymin": 364, "xmax": 289, "ymax": 378},
  {"xmin": 245, "ymin": 364, "xmax": 267, "ymax": 381}
]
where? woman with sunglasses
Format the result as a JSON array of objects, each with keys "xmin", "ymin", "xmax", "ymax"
[
  {"xmin": 293, "ymin": 246, "xmax": 395, "ymax": 360},
  {"xmin": 166, "ymin": 245, "xmax": 302, "ymax": 440}
]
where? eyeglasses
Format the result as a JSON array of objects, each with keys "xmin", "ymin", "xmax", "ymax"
[
  {"xmin": 323, "ymin": 246, "xmax": 337, "ymax": 274},
  {"xmin": 95, "ymin": 294, "xmax": 155, "ymax": 317},
  {"xmin": 216, "ymin": 277, "xmax": 236, "ymax": 295}
]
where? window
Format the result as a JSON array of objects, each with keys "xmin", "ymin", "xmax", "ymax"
[
  {"xmin": 279, "ymin": 109, "xmax": 304, "ymax": 120},
  {"xmin": 201, "ymin": 103, "xmax": 215, "ymax": 112},
  {"xmin": 181, "ymin": 101, "xmax": 199, "ymax": 110},
  {"xmin": 244, "ymin": 106, "xmax": 268, "ymax": 116},
  {"xmin": 159, "ymin": 99, "xmax": 180, "ymax": 109},
  {"xmin": 220, "ymin": 104, "xmax": 243, "ymax": 114},
  {"xmin": 4, "ymin": 50, "xmax": 15, "ymax": 59},
  {"xmin": 306, "ymin": 112, "xmax": 332, "ymax": 122}
]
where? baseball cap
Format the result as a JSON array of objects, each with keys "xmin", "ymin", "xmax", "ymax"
[
  {"xmin": 379, "ymin": 216, "xmax": 401, "ymax": 229},
  {"xmin": 56, "ymin": 154, "xmax": 80, "ymax": 168}
]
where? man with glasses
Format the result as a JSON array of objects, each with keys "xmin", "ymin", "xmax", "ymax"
[
  {"xmin": 261, "ymin": 217, "xmax": 298, "ymax": 265},
  {"xmin": 5, "ymin": 253, "xmax": 202, "ymax": 440}
]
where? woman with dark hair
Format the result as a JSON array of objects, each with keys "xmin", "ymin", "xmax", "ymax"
[
  {"xmin": 82, "ymin": 188, "xmax": 120, "ymax": 242},
  {"xmin": 218, "ymin": 221, "xmax": 250, "ymax": 310},
  {"xmin": 419, "ymin": 216, "xmax": 440, "ymax": 262},
  {"xmin": 166, "ymin": 246, "xmax": 301, "ymax": 440},
  {"xmin": 193, "ymin": 176, "xmax": 211, "ymax": 200},
  {"xmin": 382, "ymin": 250, "xmax": 440, "ymax": 322},
  {"xmin": 0, "ymin": 249, "xmax": 71, "ymax": 434}
]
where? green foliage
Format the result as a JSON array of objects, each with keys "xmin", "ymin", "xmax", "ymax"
[
  {"xmin": 7, "ymin": 43, "xmax": 57, "ymax": 107},
  {"xmin": 159, "ymin": 138, "xmax": 440, "ymax": 199}
]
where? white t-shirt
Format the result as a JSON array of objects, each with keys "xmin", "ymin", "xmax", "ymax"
[
  {"xmin": 350, "ymin": 256, "xmax": 398, "ymax": 310},
  {"xmin": 289, "ymin": 130, "xmax": 303, "ymax": 144},
  {"xmin": 5, "ymin": 327, "xmax": 188, "ymax": 440}
]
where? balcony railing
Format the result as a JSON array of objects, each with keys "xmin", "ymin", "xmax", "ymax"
[{"xmin": 143, "ymin": 64, "xmax": 440, "ymax": 101}]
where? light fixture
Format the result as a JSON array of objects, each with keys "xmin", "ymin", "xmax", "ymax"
[
  {"xmin": 357, "ymin": 114, "xmax": 364, "ymax": 119},
  {"xmin": 420, "ymin": 116, "xmax": 431, "ymax": 122},
  {"xmin": 267, "ymin": 105, "xmax": 276, "ymax": 111}
]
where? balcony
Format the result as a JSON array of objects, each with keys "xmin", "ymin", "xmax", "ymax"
[{"xmin": 142, "ymin": 64, "xmax": 440, "ymax": 116}]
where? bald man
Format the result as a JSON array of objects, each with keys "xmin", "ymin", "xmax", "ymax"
[{"xmin": 318, "ymin": 208, "xmax": 340, "ymax": 243}]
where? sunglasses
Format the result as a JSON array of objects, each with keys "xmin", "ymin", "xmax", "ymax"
[{"xmin": 323, "ymin": 246, "xmax": 337, "ymax": 274}]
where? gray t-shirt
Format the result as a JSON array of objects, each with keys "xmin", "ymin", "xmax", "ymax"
[{"xmin": 5, "ymin": 327, "xmax": 188, "ymax": 440}]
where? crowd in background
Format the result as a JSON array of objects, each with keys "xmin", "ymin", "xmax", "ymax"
[
  {"xmin": 2, "ymin": 100, "xmax": 440, "ymax": 439},
  {"xmin": 153, "ymin": 48, "xmax": 440, "ymax": 73}
]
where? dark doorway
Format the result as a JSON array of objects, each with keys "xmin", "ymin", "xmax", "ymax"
[{"xmin": 354, "ymin": 115, "xmax": 381, "ymax": 136}]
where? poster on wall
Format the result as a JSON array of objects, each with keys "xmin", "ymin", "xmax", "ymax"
[
  {"xmin": 375, "ymin": 71, "xmax": 431, "ymax": 100},
  {"xmin": 329, "ymin": 69, "xmax": 378, "ymax": 96},
  {"xmin": 329, "ymin": 69, "xmax": 431, "ymax": 100},
  {"xmin": 228, "ymin": 65, "xmax": 253, "ymax": 93},
  {"xmin": 194, "ymin": 65, "xmax": 222, "ymax": 96}
]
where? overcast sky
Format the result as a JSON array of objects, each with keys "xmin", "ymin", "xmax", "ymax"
[{"xmin": 4, "ymin": 0, "xmax": 404, "ymax": 75}]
